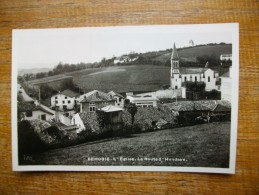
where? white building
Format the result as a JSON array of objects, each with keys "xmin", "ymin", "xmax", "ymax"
[
  {"xmin": 220, "ymin": 54, "xmax": 232, "ymax": 61},
  {"xmin": 51, "ymin": 89, "xmax": 79, "ymax": 111},
  {"xmin": 220, "ymin": 66, "xmax": 232, "ymax": 101},
  {"xmin": 108, "ymin": 90, "xmax": 125, "ymax": 108},
  {"xmin": 114, "ymin": 55, "xmax": 138, "ymax": 64},
  {"xmin": 126, "ymin": 94, "xmax": 158, "ymax": 108},
  {"xmin": 114, "ymin": 56, "xmax": 130, "ymax": 64},
  {"xmin": 170, "ymin": 43, "xmax": 220, "ymax": 93},
  {"xmin": 19, "ymin": 102, "xmax": 54, "ymax": 121}
]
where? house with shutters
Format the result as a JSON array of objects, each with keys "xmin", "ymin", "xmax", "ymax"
[
  {"xmin": 72, "ymin": 105, "xmax": 123, "ymax": 133},
  {"xmin": 51, "ymin": 89, "xmax": 79, "ymax": 111},
  {"xmin": 108, "ymin": 90, "xmax": 125, "ymax": 108},
  {"xmin": 79, "ymin": 90, "xmax": 115, "ymax": 113},
  {"xmin": 18, "ymin": 102, "xmax": 54, "ymax": 121},
  {"xmin": 170, "ymin": 43, "xmax": 220, "ymax": 93}
]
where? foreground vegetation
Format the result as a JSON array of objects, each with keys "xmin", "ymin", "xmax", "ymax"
[{"xmin": 26, "ymin": 122, "xmax": 230, "ymax": 168}]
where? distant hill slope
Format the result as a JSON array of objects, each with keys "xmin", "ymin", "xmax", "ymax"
[
  {"xmin": 145, "ymin": 44, "xmax": 232, "ymax": 63},
  {"xmin": 18, "ymin": 67, "xmax": 52, "ymax": 75},
  {"xmin": 25, "ymin": 44, "xmax": 231, "ymax": 94},
  {"xmin": 66, "ymin": 65, "xmax": 170, "ymax": 93}
]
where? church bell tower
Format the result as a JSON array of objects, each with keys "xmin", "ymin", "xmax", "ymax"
[{"xmin": 170, "ymin": 43, "xmax": 181, "ymax": 89}]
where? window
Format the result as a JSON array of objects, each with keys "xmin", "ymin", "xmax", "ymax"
[
  {"xmin": 89, "ymin": 102, "xmax": 95, "ymax": 105},
  {"xmin": 175, "ymin": 86, "xmax": 178, "ymax": 89},
  {"xmin": 41, "ymin": 114, "xmax": 46, "ymax": 121},
  {"xmin": 26, "ymin": 111, "xmax": 32, "ymax": 117},
  {"xmin": 89, "ymin": 106, "xmax": 96, "ymax": 112},
  {"xmin": 208, "ymin": 76, "xmax": 210, "ymax": 82},
  {"xmin": 119, "ymin": 98, "xmax": 122, "ymax": 102},
  {"xmin": 55, "ymin": 100, "xmax": 58, "ymax": 104},
  {"xmin": 185, "ymin": 77, "xmax": 187, "ymax": 82},
  {"xmin": 55, "ymin": 96, "xmax": 57, "ymax": 99},
  {"xmin": 65, "ymin": 97, "xmax": 67, "ymax": 99},
  {"xmin": 68, "ymin": 100, "xmax": 71, "ymax": 104},
  {"xmin": 63, "ymin": 105, "xmax": 67, "ymax": 110},
  {"xmin": 195, "ymin": 76, "xmax": 197, "ymax": 82},
  {"xmin": 63, "ymin": 101, "xmax": 65, "ymax": 104}
]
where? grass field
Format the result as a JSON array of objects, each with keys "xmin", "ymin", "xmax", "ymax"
[
  {"xmin": 29, "ymin": 122, "xmax": 230, "ymax": 168},
  {"xmin": 24, "ymin": 44, "xmax": 231, "ymax": 93},
  {"xmin": 27, "ymin": 74, "xmax": 72, "ymax": 86},
  {"xmin": 154, "ymin": 44, "xmax": 232, "ymax": 63},
  {"xmin": 67, "ymin": 65, "xmax": 170, "ymax": 93}
]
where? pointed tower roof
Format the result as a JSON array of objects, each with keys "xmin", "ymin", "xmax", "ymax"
[{"xmin": 171, "ymin": 43, "xmax": 179, "ymax": 60}]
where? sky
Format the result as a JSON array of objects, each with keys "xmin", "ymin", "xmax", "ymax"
[{"xmin": 13, "ymin": 24, "xmax": 233, "ymax": 69}]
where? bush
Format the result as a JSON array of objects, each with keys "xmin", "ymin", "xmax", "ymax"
[{"xmin": 18, "ymin": 120, "xmax": 47, "ymax": 163}]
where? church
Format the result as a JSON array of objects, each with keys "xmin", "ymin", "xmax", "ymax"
[{"xmin": 170, "ymin": 43, "xmax": 220, "ymax": 92}]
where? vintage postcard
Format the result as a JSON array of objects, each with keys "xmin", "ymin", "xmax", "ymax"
[{"xmin": 12, "ymin": 23, "xmax": 239, "ymax": 173}]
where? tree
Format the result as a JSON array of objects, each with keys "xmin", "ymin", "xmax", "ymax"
[
  {"xmin": 18, "ymin": 120, "xmax": 47, "ymax": 162},
  {"xmin": 126, "ymin": 103, "xmax": 138, "ymax": 125},
  {"xmin": 183, "ymin": 81, "xmax": 205, "ymax": 92},
  {"xmin": 39, "ymin": 84, "xmax": 57, "ymax": 100},
  {"xmin": 60, "ymin": 78, "xmax": 79, "ymax": 92},
  {"xmin": 48, "ymin": 70, "xmax": 53, "ymax": 76}
]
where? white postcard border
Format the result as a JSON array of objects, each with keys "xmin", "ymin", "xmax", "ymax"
[{"xmin": 12, "ymin": 23, "xmax": 239, "ymax": 173}]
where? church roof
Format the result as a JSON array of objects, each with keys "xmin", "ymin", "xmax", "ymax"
[
  {"xmin": 171, "ymin": 43, "xmax": 179, "ymax": 60},
  {"xmin": 180, "ymin": 67, "xmax": 207, "ymax": 74}
]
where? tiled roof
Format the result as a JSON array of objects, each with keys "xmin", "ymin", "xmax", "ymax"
[
  {"xmin": 167, "ymin": 101, "xmax": 195, "ymax": 111},
  {"xmin": 18, "ymin": 102, "xmax": 54, "ymax": 115},
  {"xmin": 194, "ymin": 102, "xmax": 211, "ymax": 111},
  {"xmin": 166, "ymin": 100, "xmax": 231, "ymax": 112},
  {"xmin": 80, "ymin": 90, "xmax": 113, "ymax": 103},
  {"xmin": 221, "ymin": 71, "xmax": 230, "ymax": 78},
  {"xmin": 61, "ymin": 89, "xmax": 79, "ymax": 98},
  {"xmin": 212, "ymin": 104, "xmax": 231, "ymax": 112},
  {"xmin": 108, "ymin": 90, "xmax": 125, "ymax": 99}
]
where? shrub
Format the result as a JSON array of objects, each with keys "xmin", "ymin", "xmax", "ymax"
[{"xmin": 18, "ymin": 120, "xmax": 47, "ymax": 163}]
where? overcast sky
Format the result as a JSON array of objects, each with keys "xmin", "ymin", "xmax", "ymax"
[{"xmin": 13, "ymin": 24, "xmax": 233, "ymax": 69}]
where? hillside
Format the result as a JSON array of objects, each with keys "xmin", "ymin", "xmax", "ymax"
[
  {"xmin": 29, "ymin": 122, "xmax": 230, "ymax": 167},
  {"xmin": 66, "ymin": 65, "xmax": 170, "ymax": 93},
  {"xmin": 24, "ymin": 44, "xmax": 232, "ymax": 94},
  {"xmin": 142, "ymin": 44, "xmax": 232, "ymax": 64}
]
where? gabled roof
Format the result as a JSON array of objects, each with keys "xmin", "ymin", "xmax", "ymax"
[
  {"xmin": 167, "ymin": 101, "xmax": 195, "ymax": 112},
  {"xmin": 60, "ymin": 89, "xmax": 79, "ymax": 98},
  {"xmin": 101, "ymin": 105, "xmax": 124, "ymax": 112},
  {"xmin": 167, "ymin": 101, "xmax": 211, "ymax": 112},
  {"xmin": 212, "ymin": 104, "xmax": 231, "ymax": 112},
  {"xmin": 171, "ymin": 43, "xmax": 179, "ymax": 60},
  {"xmin": 18, "ymin": 102, "xmax": 54, "ymax": 115},
  {"xmin": 108, "ymin": 90, "xmax": 125, "ymax": 99},
  {"xmin": 221, "ymin": 71, "xmax": 230, "ymax": 78},
  {"xmin": 80, "ymin": 90, "xmax": 113, "ymax": 103},
  {"xmin": 194, "ymin": 102, "xmax": 211, "ymax": 111}
]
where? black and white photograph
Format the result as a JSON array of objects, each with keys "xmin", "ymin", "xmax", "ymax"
[{"xmin": 12, "ymin": 23, "xmax": 239, "ymax": 173}]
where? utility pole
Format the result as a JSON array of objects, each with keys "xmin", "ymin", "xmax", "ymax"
[{"xmin": 39, "ymin": 88, "xmax": 41, "ymax": 104}]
